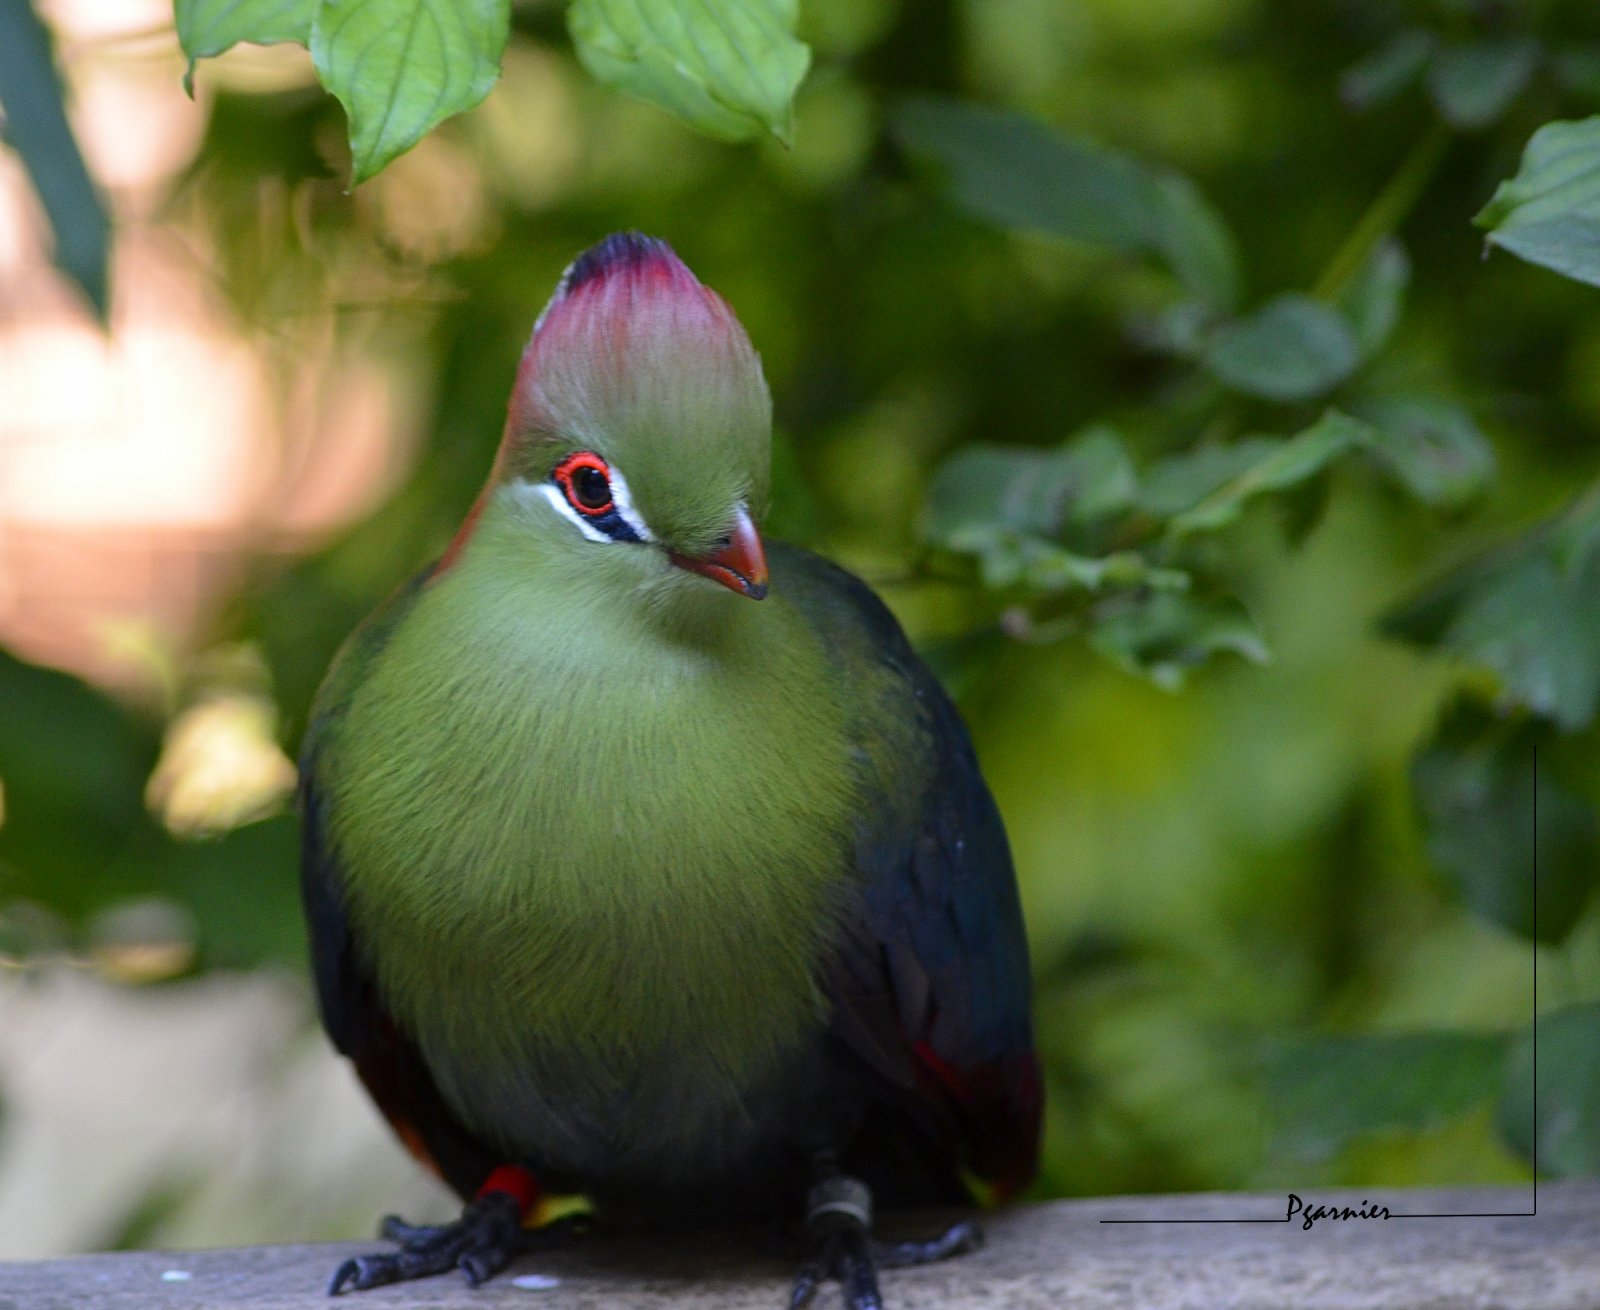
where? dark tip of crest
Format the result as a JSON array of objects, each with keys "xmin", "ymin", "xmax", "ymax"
[{"xmin": 559, "ymin": 232, "xmax": 679, "ymax": 297}]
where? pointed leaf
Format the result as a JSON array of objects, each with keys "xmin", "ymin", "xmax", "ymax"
[
  {"xmin": 1262, "ymin": 1031, "xmax": 1506, "ymax": 1162},
  {"xmin": 1018, "ymin": 545, "xmax": 1187, "ymax": 596},
  {"xmin": 892, "ymin": 97, "xmax": 1239, "ymax": 309},
  {"xmin": 175, "ymin": 0, "xmax": 316, "ymax": 93},
  {"xmin": 1147, "ymin": 171, "xmax": 1243, "ymax": 316},
  {"xmin": 1359, "ymin": 394, "xmax": 1495, "ymax": 506},
  {"xmin": 925, "ymin": 449, "xmax": 1070, "ymax": 547},
  {"xmin": 1499, "ymin": 1003, "xmax": 1600, "ymax": 1176},
  {"xmin": 1427, "ymin": 38, "xmax": 1540, "ymax": 131},
  {"xmin": 1393, "ymin": 487, "xmax": 1600, "ymax": 730},
  {"xmin": 1056, "ymin": 426, "xmax": 1140, "ymax": 528},
  {"xmin": 569, "ymin": 0, "xmax": 810, "ymax": 145},
  {"xmin": 1335, "ymin": 238, "xmax": 1410, "ymax": 360},
  {"xmin": 311, "ymin": 0, "xmax": 510, "ymax": 185},
  {"xmin": 1134, "ymin": 299, "xmax": 1212, "ymax": 358},
  {"xmin": 1137, "ymin": 438, "xmax": 1279, "ymax": 518},
  {"xmin": 1476, "ymin": 117, "xmax": 1600, "ymax": 288},
  {"xmin": 1413, "ymin": 700, "xmax": 1599, "ymax": 944},
  {"xmin": 924, "ymin": 426, "xmax": 1137, "ymax": 547},
  {"xmin": 0, "ymin": 0, "xmax": 108, "ymax": 317},
  {"xmin": 1089, "ymin": 592, "xmax": 1269, "ymax": 690},
  {"xmin": 1203, "ymin": 294, "xmax": 1361, "ymax": 401},
  {"xmin": 1166, "ymin": 411, "xmax": 1374, "ymax": 537},
  {"xmin": 955, "ymin": 531, "xmax": 1188, "ymax": 598},
  {"xmin": 1339, "ymin": 29, "xmax": 1434, "ymax": 112},
  {"xmin": 1444, "ymin": 560, "xmax": 1600, "ymax": 731}
]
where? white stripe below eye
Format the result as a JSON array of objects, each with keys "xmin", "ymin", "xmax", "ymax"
[
  {"xmin": 525, "ymin": 464, "xmax": 654, "ymax": 544},
  {"xmin": 537, "ymin": 484, "xmax": 611, "ymax": 542}
]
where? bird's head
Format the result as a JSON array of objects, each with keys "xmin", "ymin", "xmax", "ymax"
[{"xmin": 479, "ymin": 233, "xmax": 772, "ymax": 602}]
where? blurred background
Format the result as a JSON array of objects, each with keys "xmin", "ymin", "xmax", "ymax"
[{"xmin": 2, "ymin": 0, "xmax": 1598, "ymax": 1258}]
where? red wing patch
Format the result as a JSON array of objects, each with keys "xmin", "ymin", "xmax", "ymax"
[{"xmin": 912, "ymin": 1039, "xmax": 1043, "ymax": 1202}]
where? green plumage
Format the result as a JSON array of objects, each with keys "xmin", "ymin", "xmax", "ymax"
[
  {"xmin": 301, "ymin": 238, "xmax": 1038, "ymax": 1282},
  {"xmin": 318, "ymin": 495, "xmax": 906, "ymax": 1161}
]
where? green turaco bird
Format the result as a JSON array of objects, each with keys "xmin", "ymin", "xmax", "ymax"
[{"xmin": 299, "ymin": 233, "xmax": 1040, "ymax": 1310}]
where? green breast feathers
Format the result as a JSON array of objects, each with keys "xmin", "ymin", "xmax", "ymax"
[{"xmin": 319, "ymin": 491, "xmax": 860, "ymax": 1126}]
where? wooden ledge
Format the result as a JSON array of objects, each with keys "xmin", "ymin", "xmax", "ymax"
[{"xmin": 4, "ymin": 1183, "xmax": 1593, "ymax": 1310}]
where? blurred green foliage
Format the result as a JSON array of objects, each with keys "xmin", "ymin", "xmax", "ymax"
[{"xmin": 4, "ymin": 0, "xmax": 1600, "ymax": 1227}]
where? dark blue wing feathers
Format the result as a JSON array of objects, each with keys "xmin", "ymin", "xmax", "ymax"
[{"xmin": 772, "ymin": 545, "xmax": 1041, "ymax": 1198}]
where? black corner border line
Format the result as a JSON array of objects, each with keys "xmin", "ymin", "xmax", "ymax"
[{"xmin": 1098, "ymin": 745, "xmax": 1541, "ymax": 1225}]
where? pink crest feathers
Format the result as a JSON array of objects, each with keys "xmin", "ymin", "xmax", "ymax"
[{"xmin": 504, "ymin": 233, "xmax": 762, "ymax": 448}]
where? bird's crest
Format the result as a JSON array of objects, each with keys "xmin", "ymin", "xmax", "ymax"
[
  {"xmin": 504, "ymin": 233, "xmax": 765, "ymax": 456},
  {"xmin": 557, "ymin": 232, "xmax": 676, "ymax": 299}
]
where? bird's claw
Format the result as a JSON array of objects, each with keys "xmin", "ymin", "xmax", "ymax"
[
  {"xmin": 790, "ymin": 1217, "xmax": 882, "ymax": 1310},
  {"xmin": 789, "ymin": 1173, "xmax": 980, "ymax": 1310},
  {"xmin": 875, "ymin": 1218, "xmax": 983, "ymax": 1268},
  {"xmin": 328, "ymin": 1196, "xmax": 590, "ymax": 1294}
]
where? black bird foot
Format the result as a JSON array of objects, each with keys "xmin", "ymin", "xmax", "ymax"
[
  {"xmin": 876, "ymin": 1219, "xmax": 984, "ymax": 1269},
  {"xmin": 788, "ymin": 1176, "xmax": 982, "ymax": 1310},
  {"xmin": 328, "ymin": 1197, "xmax": 590, "ymax": 1295}
]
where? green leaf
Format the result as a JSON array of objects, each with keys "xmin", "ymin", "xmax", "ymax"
[
  {"xmin": 175, "ymin": 0, "xmax": 317, "ymax": 93},
  {"xmin": 892, "ymin": 97, "xmax": 1240, "ymax": 309},
  {"xmin": 1146, "ymin": 171, "xmax": 1242, "ymax": 317},
  {"xmin": 954, "ymin": 531, "xmax": 1187, "ymax": 598},
  {"xmin": 1054, "ymin": 426, "xmax": 1140, "ymax": 528},
  {"xmin": 0, "ymin": 0, "xmax": 109, "ymax": 317},
  {"xmin": 1553, "ymin": 47, "xmax": 1600, "ymax": 104},
  {"xmin": 924, "ymin": 425, "xmax": 1137, "ymax": 548},
  {"xmin": 1475, "ymin": 117, "xmax": 1600, "ymax": 288},
  {"xmin": 1358, "ymin": 394, "xmax": 1495, "ymax": 507},
  {"xmin": 1500, "ymin": 1003, "xmax": 1600, "ymax": 1176},
  {"xmin": 1445, "ymin": 557, "xmax": 1600, "ymax": 731},
  {"xmin": 923, "ymin": 451, "xmax": 1064, "ymax": 545},
  {"xmin": 1412, "ymin": 700, "xmax": 1599, "ymax": 944},
  {"xmin": 1135, "ymin": 299, "xmax": 1212, "ymax": 358},
  {"xmin": 1088, "ymin": 592, "xmax": 1269, "ymax": 690},
  {"xmin": 0, "ymin": 649, "xmax": 155, "ymax": 825},
  {"xmin": 569, "ymin": 0, "xmax": 810, "ymax": 145},
  {"xmin": 1166, "ymin": 410, "xmax": 1374, "ymax": 537},
  {"xmin": 1481, "ymin": 218, "xmax": 1600, "ymax": 291},
  {"xmin": 1203, "ymin": 294, "xmax": 1361, "ymax": 401},
  {"xmin": 1393, "ymin": 487, "xmax": 1600, "ymax": 730},
  {"xmin": 0, "ymin": 646, "xmax": 162, "ymax": 920},
  {"xmin": 1261, "ymin": 1031, "xmax": 1506, "ymax": 1162},
  {"xmin": 1019, "ymin": 546, "xmax": 1187, "ymax": 596},
  {"xmin": 1427, "ymin": 38, "xmax": 1540, "ymax": 131},
  {"xmin": 1339, "ymin": 30, "xmax": 1434, "ymax": 112},
  {"xmin": 311, "ymin": 0, "xmax": 510, "ymax": 185},
  {"xmin": 1137, "ymin": 439, "xmax": 1278, "ymax": 518},
  {"xmin": 1335, "ymin": 238, "xmax": 1410, "ymax": 360}
]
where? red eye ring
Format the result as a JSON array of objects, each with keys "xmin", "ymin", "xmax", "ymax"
[{"xmin": 553, "ymin": 452, "xmax": 615, "ymax": 516}]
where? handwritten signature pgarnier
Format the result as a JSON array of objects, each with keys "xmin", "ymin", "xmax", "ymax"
[{"xmin": 1286, "ymin": 1194, "xmax": 1393, "ymax": 1230}]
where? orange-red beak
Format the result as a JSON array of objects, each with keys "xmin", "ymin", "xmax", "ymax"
[{"xmin": 669, "ymin": 506, "xmax": 769, "ymax": 599}]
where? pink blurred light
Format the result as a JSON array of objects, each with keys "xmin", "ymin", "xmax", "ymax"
[{"xmin": 0, "ymin": 13, "xmax": 402, "ymax": 682}]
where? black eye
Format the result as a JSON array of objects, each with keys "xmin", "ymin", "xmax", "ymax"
[
  {"xmin": 572, "ymin": 464, "xmax": 611, "ymax": 510},
  {"xmin": 554, "ymin": 452, "xmax": 617, "ymax": 516}
]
